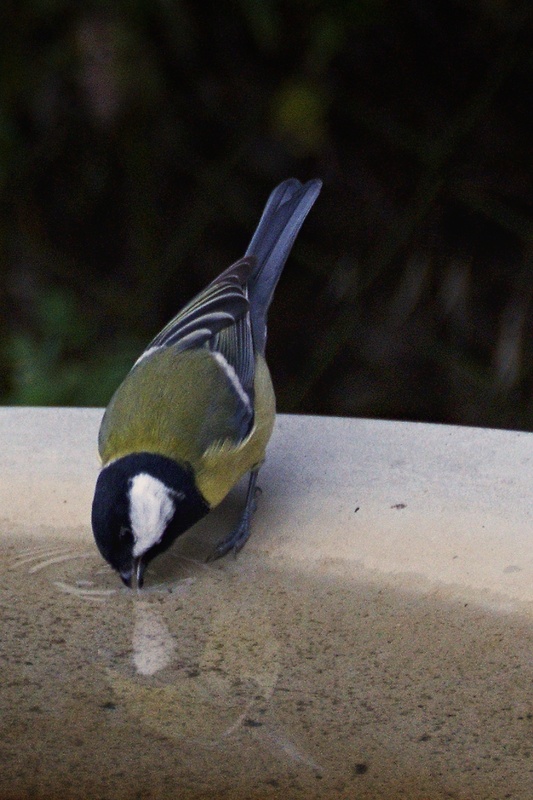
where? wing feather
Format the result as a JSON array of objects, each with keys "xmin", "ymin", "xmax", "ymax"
[{"xmin": 132, "ymin": 256, "xmax": 257, "ymax": 441}]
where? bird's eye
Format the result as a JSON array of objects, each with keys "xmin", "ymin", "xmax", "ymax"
[{"xmin": 119, "ymin": 525, "xmax": 131, "ymax": 540}]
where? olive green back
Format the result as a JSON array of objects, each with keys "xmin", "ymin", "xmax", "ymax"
[{"xmin": 99, "ymin": 348, "xmax": 246, "ymax": 467}]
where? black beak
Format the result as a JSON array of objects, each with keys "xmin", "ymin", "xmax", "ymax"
[
  {"xmin": 120, "ymin": 557, "xmax": 145, "ymax": 590},
  {"xmin": 120, "ymin": 571, "xmax": 132, "ymax": 588},
  {"xmin": 135, "ymin": 556, "xmax": 146, "ymax": 589}
]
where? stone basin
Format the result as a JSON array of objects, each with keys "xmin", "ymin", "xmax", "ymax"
[{"xmin": 0, "ymin": 407, "xmax": 532, "ymax": 799}]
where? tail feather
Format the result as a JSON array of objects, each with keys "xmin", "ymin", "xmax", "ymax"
[{"xmin": 245, "ymin": 178, "xmax": 322, "ymax": 353}]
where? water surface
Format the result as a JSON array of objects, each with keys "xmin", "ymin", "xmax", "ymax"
[{"xmin": 1, "ymin": 531, "xmax": 533, "ymax": 799}]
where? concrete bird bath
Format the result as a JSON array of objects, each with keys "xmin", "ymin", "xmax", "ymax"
[{"xmin": 1, "ymin": 407, "xmax": 532, "ymax": 799}]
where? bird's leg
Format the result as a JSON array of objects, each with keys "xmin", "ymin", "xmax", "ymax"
[{"xmin": 207, "ymin": 469, "xmax": 261, "ymax": 562}]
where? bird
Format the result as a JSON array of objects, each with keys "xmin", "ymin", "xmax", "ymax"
[{"xmin": 91, "ymin": 178, "xmax": 322, "ymax": 588}]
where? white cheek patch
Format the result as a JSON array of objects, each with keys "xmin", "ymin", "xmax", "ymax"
[{"xmin": 128, "ymin": 473, "xmax": 183, "ymax": 557}]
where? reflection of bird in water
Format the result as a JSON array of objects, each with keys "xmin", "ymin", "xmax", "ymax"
[
  {"xmin": 131, "ymin": 601, "xmax": 177, "ymax": 676},
  {"xmin": 107, "ymin": 597, "xmax": 280, "ymax": 742},
  {"xmin": 23, "ymin": 542, "xmax": 323, "ymax": 772},
  {"xmin": 106, "ymin": 597, "xmax": 322, "ymax": 771}
]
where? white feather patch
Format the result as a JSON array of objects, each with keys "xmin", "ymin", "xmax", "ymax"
[
  {"xmin": 212, "ymin": 351, "xmax": 252, "ymax": 412},
  {"xmin": 129, "ymin": 474, "xmax": 182, "ymax": 557},
  {"xmin": 132, "ymin": 346, "xmax": 160, "ymax": 369}
]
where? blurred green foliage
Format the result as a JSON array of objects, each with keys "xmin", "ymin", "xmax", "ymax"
[
  {"xmin": 3, "ymin": 287, "xmax": 143, "ymax": 405},
  {"xmin": 0, "ymin": 0, "xmax": 531, "ymax": 429}
]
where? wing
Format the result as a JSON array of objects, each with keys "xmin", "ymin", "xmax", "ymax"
[
  {"xmin": 134, "ymin": 257, "xmax": 254, "ymax": 365},
  {"xmin": 132, "ymin": 256, "xmax": 257, "ymax": 441}
]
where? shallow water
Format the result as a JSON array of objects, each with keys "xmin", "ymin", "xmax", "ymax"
[{"xmin": 2, "ymin": 531, "xmax": 533, "ymax": 800}]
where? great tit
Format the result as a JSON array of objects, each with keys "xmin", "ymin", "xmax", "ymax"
[{"xmin": 91, "ymin": 178, "xmax": 322, "ymax": 588}]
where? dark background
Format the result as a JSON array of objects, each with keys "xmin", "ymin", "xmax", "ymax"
[{"xmin": 1, "ymin": 0, "xmax": 531, "ymax": 430}]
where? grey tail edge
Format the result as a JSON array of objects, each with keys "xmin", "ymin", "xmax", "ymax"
[{"xmin": 245, "ymin": 177, "xmax": 322, "ymax": 354}]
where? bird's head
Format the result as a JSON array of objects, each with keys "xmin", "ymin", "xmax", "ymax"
[{"xmin": 91, "ymin": 453, "xmax": 209, "ymax": 588}]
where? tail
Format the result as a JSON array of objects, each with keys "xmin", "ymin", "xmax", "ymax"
[{"xmin": 245, "ymin": 178, "xmax": 322, "ymax": 354}]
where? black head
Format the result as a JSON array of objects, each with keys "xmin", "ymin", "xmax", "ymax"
[{"xmin": 91, "ymin": 452, "xmax": 209, "ymax": 588}]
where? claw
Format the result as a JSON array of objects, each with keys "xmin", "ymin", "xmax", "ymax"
[
  {"xmin": 206, "ymin": 516, "xmax": 252, "ymax": 562},
  {"xmin": 207, "ymin": 470, "xmax": 260, "ymax": 562}
]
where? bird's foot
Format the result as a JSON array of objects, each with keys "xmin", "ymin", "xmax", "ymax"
[
  {"xmin": 206, "ymin": 486, "xmax": 261, "ymax": 562},
  {"xmin": 206, "ymin": 513, "xmax": 253, "ymax": 562}
]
